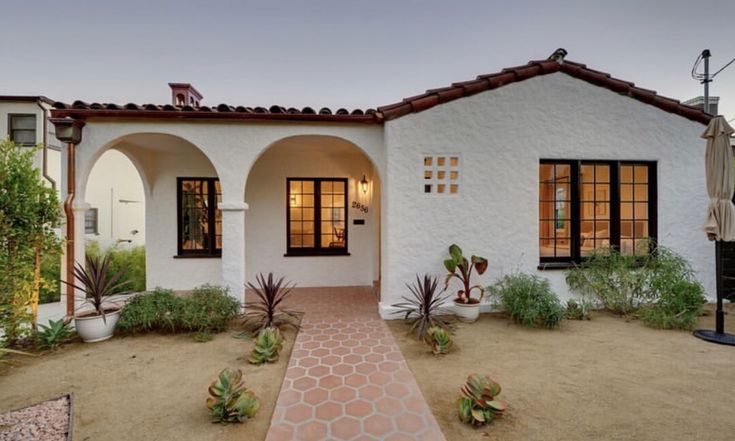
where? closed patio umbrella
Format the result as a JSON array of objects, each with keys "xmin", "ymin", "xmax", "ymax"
[{"xmin": 694, "ymin": 115, "xmax": 735, "ymax": 345}]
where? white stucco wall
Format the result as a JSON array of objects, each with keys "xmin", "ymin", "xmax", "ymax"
[
  {"xmin": 85, "ymin": 149, "xmax": 146, "ymax": 248},
  {"xmin": 69, "ymin": 121, "xmax": 384, "ymax": 295},
  {"xmin": 245, "ymin": 136, "xmax": 380, "ymax": 287},
  {"xmin": 379, "ymin": 72, "xmax": 714, "ymax": 316}
]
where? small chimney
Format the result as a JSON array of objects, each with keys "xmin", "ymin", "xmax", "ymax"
[
  {"xmin": 168, "ymin": 83, "xmax": 203, "ymax": 107},
  {"xmin": 683, "ymin": 96, "xmax": 719, "ymax": 115},
  {"xmin": 547, "ymin": 48, "xmax": 568, "ymax": 63}
]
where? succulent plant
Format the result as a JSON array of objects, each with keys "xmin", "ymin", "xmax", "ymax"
[
  {"xmin": 457, "ymin": 374, "xmax": 507, "ymax": 426},
  {"xmin": 564, "ymin": 299, "xmax": 591, "ymax": 320},
  {"xmin": 34, "ymin": 318, "xmax": 74, "ymax": 350},
  {"xmin": 426, "ymin": 326, "xmax": 452, "ymax": 356},
  {"xmin": 444, "ymin": 244, "xmax": 488, "ymax": 304},
  {"xmin": 206, "ymin": 368, "xmax": 260, "ymax": 423},
  {"xmin": 248, "ymin": 327, "xmax": 283, "ymax": 365},
  {"xmin": 392, "ymin": 274, "xmax": 453, "ymax": 341}
]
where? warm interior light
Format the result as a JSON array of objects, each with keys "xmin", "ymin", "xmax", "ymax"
[
  {"xmin": 290, "ymin": 194, "xmax": 297, "ymax": 206},
  {"xmin": 360, "ymin": 175, "xmax": 369, "ymax": 194}
]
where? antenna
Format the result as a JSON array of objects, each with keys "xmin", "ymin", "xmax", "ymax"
[{"xmin": 691, "ymin": 49, "xmax": 735, "ymax": 115}]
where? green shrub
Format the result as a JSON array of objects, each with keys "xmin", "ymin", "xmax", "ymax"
[
  {"xmin": 489, "ymin": 273, "xmax": 563, "ymax": 328},
  {"xmin": 86, "ymin": 241, "xmax": 146, "ymax": 293},
  {"xmin": 566, "ymin": 246, "xmax": 707, "ymax": 329},
  {"xmin": 565, "ymin": 249, "xmax": 650, "ymax": 315},
  {"xmin": 118, "ymin": 285, "xmax": 239, "ymax": 336},
  {"xmin": 117, "ymin": 288, "xmax": 178, "ymax": 333},
  {"xmin": 39, "ymin": 250, "xmax": 61, "ymax": 304},
  {"xmin": 34, "ymin": 319, "xmax": 74, "ymax": 350},
  {"xmin": 178, "ymin": 285, "xmax": 240, "ymax": 333}
]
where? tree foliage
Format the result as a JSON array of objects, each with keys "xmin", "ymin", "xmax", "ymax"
[{"xmin": 0, "ymin": 140, "xmax": 60, "ymax": 344}]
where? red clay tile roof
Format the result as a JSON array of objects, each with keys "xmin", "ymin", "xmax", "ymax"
[
  {"xmin": 378, "ymin": 59, "xmax": 712, "ymax": 125},
  {"xmin": 49, "ymin": 57, "xmax": 712, "ymax": 125}
]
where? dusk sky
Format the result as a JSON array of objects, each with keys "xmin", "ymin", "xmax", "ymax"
[{"xmin": 2, "ymin": 0, "xmax": 734, "ymax": 119}]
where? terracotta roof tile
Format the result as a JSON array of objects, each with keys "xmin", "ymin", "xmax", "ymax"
[
  {"xmin": 379, "ymin": 58, "xmax": 712, "ymax": 125},
  {"xmin": 50, "ymin": 54, "xmax": 712, "ymax": 126}
]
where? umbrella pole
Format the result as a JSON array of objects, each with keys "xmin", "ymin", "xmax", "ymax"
[
  {"xmin": 693, "ymin": 240, "xmax": 735, "ymax": 345},
  {"xmin": 715, "ymin": 240, "xmax": 725, "ymax": 334}
]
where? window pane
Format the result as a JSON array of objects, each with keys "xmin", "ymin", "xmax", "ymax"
[
  {"xmin": 11, "ymin": 115, "xmax": 35, "ymax": 130},
  {"xmin": 595, "ymin": 165, "xmax": 609, "ymax": 183},
  {"xmin": 634, "ymin": 202, "xmax": 648, "ymax": 219},
  {"xmin": 581, "ymin": 165, "xmax": 595, "ymax": 182},
  {"xmin": 619, "ymin": 164, "xmax": 651, "ymax": 255},
  {"xmin": 12, "ymin": 130, "xmax": 35, "ymax": 145},
  {"xmin": 621, "ymin": 202, "xmax": 633, "ymax": 219},
  {"xmin": 620, "ymin": 165, "xmax": 633, "ymax": 183},
  {"xmin": 539, "ymin": 163, "xmax": 573, "ymax": 259},
  {"xmin": 620, "ymin": 184, "xmax": 633, "ymax": 201},
  {"xmin": 180, "ymin": 179, "xmax": 209, "ymax": 250},
  {"xmin": 634, "ymin": 185, "xmax": 648, "ymax": 201},
  {"xmin": 634, "ymin": 166, "xmax": 648, "ymax": 183},
  {"xmin": 288, "ymin": 179, "xmax": 316, "ymax": 249},
  {"xmin": 302, "ymin": 180, "xmax": 314, "ymax": 193}
]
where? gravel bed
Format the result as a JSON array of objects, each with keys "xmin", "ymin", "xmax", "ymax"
[{"xmin": 0, "ymin": 395, "xmax": 70, "ymax": 441}]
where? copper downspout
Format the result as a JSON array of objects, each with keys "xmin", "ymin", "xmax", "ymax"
[
  {"xmin": 64, "ymin": 141, "xmax": 75, "ymax": 317},
  {"xmin": 36, "ymin": 100, "xmax": 56, "ymax": 189}
]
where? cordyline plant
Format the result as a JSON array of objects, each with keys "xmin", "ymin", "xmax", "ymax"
[
  {"xmin": 242, "ymin": 273, "xmax": 301, "ymax": 333},
  {"xmin": 63, "ymin": 254, "xmax": 130, "ymax": 321},
  {"xmin": 444, "ymin": 244, "xmax": 488, "ymax": 304},
  {"xmin": 392, "ymin": 274, "xmax": 452, "ymax": 341},
  {"xmin": 206, "ymin": 368, "xmax": 260, "ymax": 423},
  {"xmin": 457, "ymin": 374, "xmax": 507, "ymax": 427}
]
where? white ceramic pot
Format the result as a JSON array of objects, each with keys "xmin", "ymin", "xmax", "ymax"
[
  {"xmin": 454, "ymin": 300, "xmax": 481, "ymax": 323},
  {"xmin": 74, "ymin": 309, "xmax": 121, "ymax": 343}
]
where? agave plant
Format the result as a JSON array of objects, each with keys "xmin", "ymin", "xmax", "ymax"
[
  {"xmin": 206, "ymin": 368, "xmax": 260, "ymax": 423},
  {"xmin": 248, "ymin": 327, "xmax": 284, "ymax": 365},
  {"xmin": 457, "ymin": 374, "xmax": 507, "ymax": 426},
  {"xmin": 34, "ymin": 319, "xmax": 74, "ymax": 350},
  {"xmin": 243, "ymin": 273, "xmax": 300, "ymax": 333},
  {"xmin": 444, "ymin": 244, "xmax": 488, "ymax": 304},
  {"xmin": 63, "ymin": 254, "xmax": 129, "ymax": 320},
  {"xmin": 426, "ymin": 326, "xmax": 452, "ymax": 356},
  {"xmin": 392, "ymin": 274, "xmax": 452, "ymax": 341}
]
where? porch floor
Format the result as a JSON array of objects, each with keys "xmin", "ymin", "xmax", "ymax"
[{"xmin": 265, "ymin": 287, "xmax": 445, "ymax": 441}]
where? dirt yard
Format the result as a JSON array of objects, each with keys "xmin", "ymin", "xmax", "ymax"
[
  {"xmin": 388, "ymin": 304, "xmax": 735, "ymax": 441},
  {"xmin": 0, "ymin": 326, "xmax": 296, "ymax": 441}
]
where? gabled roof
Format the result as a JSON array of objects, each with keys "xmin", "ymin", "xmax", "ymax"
[
  {"xmin": 378, "ymin": 59, "xmax": 712, "ymax": 125},
  {"xmin": 49, "ymin": 55, "xmax": 712, "ymax": 125}
]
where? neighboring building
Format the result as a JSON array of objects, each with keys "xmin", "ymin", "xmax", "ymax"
[
  {"xmin": 49, "ymin": 51, "xmax": 716, "ymax": 318},
  {"xmin": 0, "ymin": 96, "xmax": 61, "ymax": 190},
  {"xmin": 683, "ymin": 96, "xmax": 719, "ymax": 116},
  {"xmin": 0, "ymin": 95, "xmax": 145, "ymax": 249}
]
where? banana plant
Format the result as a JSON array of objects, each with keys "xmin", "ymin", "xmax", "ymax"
[
  {"xmin": 444, "ymin": 244, "xmax": 488, "ymax": 304},
  {"xmin": 206, "ymin": 368, "xmax": 260, "ymax": 423},
  {"xmin": 248, "ymin": 327, "xmax": 283, "ymax": 365},
  {"xmin": 457, "ymin": 373, "xmax": 507, "ymax": 426}
]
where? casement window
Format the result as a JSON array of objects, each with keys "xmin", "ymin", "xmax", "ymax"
[
  {"xmin": 539, "ymin": 160, "xmax": 657, "ymax": 265},
  {"xmin": 287, "ymin": 178, "xmax": 348, "ymax": 256},
  {"xmin": 84, "ymin": 208, "xmax": 99, "ymax": 235},
  {"xmin": 8, "ymin": 114, "xmax": 36, "ymax": 146},
  {"xmin": 177, "ymin": 177, "xmax": 222, "ymax": 256}
]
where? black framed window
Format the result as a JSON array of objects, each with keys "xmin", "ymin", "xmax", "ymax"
[
  {"xmin": 287, "ymin": 178, "xmax": 348, "ymax": 256},
  {"xmin": 8, "ymin": 114, "xmax": 36, "ymax": 146},
  {"xmin": 539, "ymin": 160, "xmax": 657, "ymax": 265},
  {"xmin": 177, "ymin": 177, "xmax": 221, "ymax": 256}
]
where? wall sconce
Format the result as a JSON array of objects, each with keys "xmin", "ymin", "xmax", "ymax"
[{"xmin": 360, "ymin": 175, "xmax": 369, "ymax": 194}]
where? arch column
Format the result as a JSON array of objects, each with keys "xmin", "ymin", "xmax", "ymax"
[
  {"xmin": 220, "ymin": 201, "xmax": 248, "ymax": 305},
  {"xmin": 61, "ymin": 201, "xmax": 90, "ymax": 313}
]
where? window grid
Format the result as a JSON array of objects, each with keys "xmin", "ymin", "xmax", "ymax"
[
  {"xmin": 8, "ymin": 114, "xmax": 36, "ymax": 146},
  {"xmin": 539, "ymin": 160, "xmax": 656, "ymax": 264},
  {"xmin": 287, "ymin": 178, "xmax": 348, "ymax": 255},
  {"xmin": 423, "ymin": 155, "xmax": 460, "ymax": 195},
  {"xmin": 84, "ymin": 208, "xmax": 98, "ymax": 235},
  {"xmin": 177, "ymin": 177, "xmax": 221, "ymax": 256}
]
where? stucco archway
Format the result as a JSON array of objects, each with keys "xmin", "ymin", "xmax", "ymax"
[{"xmin": 244, "ymin": 135, "xmax": 382, "ymax": 291}]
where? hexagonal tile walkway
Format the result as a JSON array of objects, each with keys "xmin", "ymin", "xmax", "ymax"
[{"xmin": 265, "ymin": 287, "xmax": 446, "ymax": 441}]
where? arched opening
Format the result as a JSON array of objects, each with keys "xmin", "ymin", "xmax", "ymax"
[
  {"xmin": 244, "ymin": 135, "xmax": 381, "ymax": 290},
  {"xmin": 81, "ymin": 133, "xmax": 223, "ymax": 291}
]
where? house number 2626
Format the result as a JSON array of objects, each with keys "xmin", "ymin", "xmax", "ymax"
[{"xmin": 351, "ymin": 201, "xmax": 368, "ymax": 213}]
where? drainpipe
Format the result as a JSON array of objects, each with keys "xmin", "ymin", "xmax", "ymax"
[
  {"xmin": 36, "ymin": 99, "xmax": 56, "ymax": 190},
  {"xmin": 49, "ymin": 118, "xmax": 85, "ymax": 317}
]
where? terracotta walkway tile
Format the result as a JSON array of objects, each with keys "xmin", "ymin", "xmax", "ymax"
[{"xmin": 265, "ymin": 287, "xmax": 446, "ymax": 441}]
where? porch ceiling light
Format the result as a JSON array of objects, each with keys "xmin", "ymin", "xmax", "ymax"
[{"xmin": 360, "ymin": 175, "xmax": 369, "ymax": 194}]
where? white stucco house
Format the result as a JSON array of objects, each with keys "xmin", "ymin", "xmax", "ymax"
[{"xmin": 48, "ymin": 51, "xmax": 716, "ymax": 318}]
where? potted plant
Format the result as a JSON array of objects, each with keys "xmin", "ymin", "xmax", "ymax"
[
  {"xmin": 444, "ymin": 244, "xmax": 488, "ymax": 323},
  {"xmin": 64, "ymin": 255, "xmax": 129, "ymax": 342}
]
